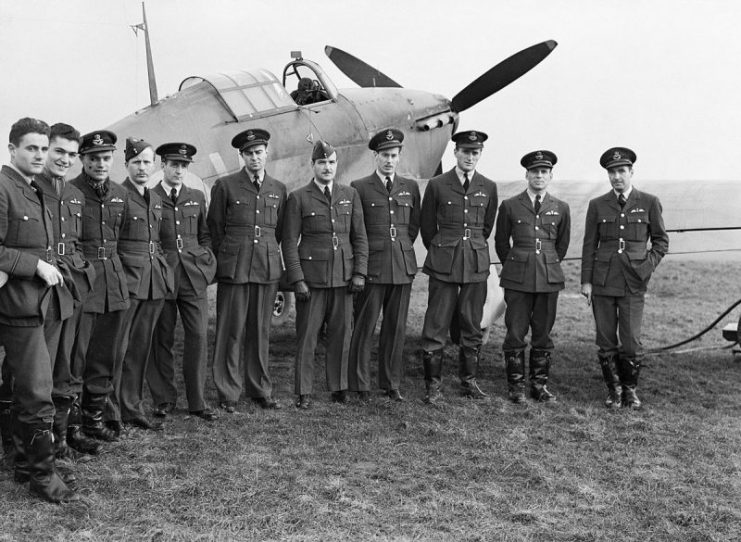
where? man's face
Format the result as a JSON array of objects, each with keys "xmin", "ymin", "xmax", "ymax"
[
  {"xmin": 526, "ymin": 167, "xmax": 552, "ymax": 193},
  {"xmin": 81, "ymin": 150, "xmax": 114, "ymax": 181},
  {"xmin": 608, "ymin": 165, "xmax": 633, "ymax": 193},
  {"xmin": 125, "ymin": 147, "xmax": 155, "ymax": 185},
  {"xmin": 312, "ymin": 153, "xmax": 337, "ymax": 184},
  {"xmin": 9, "ymin": 132, "xmax": 49, "ymax": 177},
  {"xmin": 242, "ymin": 144, "xmax": 267, "ymax": 174},
  {"xmin": 374, "ymin": 147, "xmax": 400, "ymax": 177},
  {"xmin": 163, "ymin": 159, "xmax": 189, "ymax": 186},
  {"xmin": 45, "ymin": 137, "xmax": 79, "ymax": 179},
  {"xmin": 454, "ymin": 146, "xmax": 481, "ymax": 173}
]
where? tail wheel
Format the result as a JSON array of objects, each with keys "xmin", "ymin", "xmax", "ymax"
[{"xmin": 273, "ymin": 291, "xmax": 293, "ymax": 324}]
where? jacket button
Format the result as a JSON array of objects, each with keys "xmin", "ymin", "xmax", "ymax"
[
  {"xmin": 620, "ymin": 225, "xmax": 624, "ymax": 230},
  {"xmin": 23, "ymin": 216, "xmax": 28, "ymax": 221}
]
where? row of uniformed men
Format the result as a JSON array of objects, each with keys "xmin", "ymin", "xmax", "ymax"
[{"xmin": 0, "ymin": 116, "xmax": 668, "ymax": 504}]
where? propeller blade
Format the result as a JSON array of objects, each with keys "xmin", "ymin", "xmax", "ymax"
[
  {"xmin": 324, "ymin": 45, "xmax": 402, "ymax": 88},
  {"xmin": 451, "ymin": 40, "xmax": 557, "ymax": 113}
]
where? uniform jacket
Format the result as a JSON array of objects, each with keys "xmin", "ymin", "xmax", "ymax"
[
  {"xmin": 495, "ymin": 191, "xmax": 570, "ymax": 293},
  {"xmin": 0, "ymin": 165, "xmax": 57, "ymax": 326},
  {"xmin": 207, "ymin": 169, "xmax": 287, "ymax": 284},
  {"xmin": 36, "ymin": 171, "xmax": 96, "ymax": 314},
  {"xmin": 420, "ymin": 168, "xmax": 497, "ymax": 284},
  {"xmin": 282, "ymin": 181, "xmax": 368, "ymax": 288},
  {"xmin": 581, "ymin": 188, "xmax": 669, "ymax": 296},
  {"xmin": 118, "ymin": 179, "xmax": 173, "ymax": 300},
  {"xmin": 70, "ymin": 172, "xmax": 130, "ymax": 313},
  {"xmin": 351, "ymin": 173, "xmax": 420, "ymax": 284},
  {"xmin": 153, "ymin": 182, "xmax": 216, "ymax": 297}
]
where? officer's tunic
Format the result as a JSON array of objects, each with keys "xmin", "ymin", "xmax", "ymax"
[
  {"xmin": 207, "ymin": 169, "xmax": 287, "ymax": 403},
  {"xmin": 282, "ymin": 181, "xmax": 368, "ymax": 394},
  {"xmin": 581, "ymin": 188, "xmax": 668, "ymax": 356},
  {"xmin": 348, "ymin": 172, "xmax": 420, "ymax": 393},
  {"xmin": 69, "ymin": 173, "xmax": 130, "ymax": 403},
  {"xmin": 114, "ymin": 179, "xmax": 171, "ymax": 421},
  {"xmin": 495, "ymin": 191, "xmax": 570, "ymax": 351},
  {"xmin": 148, "ymin": 182, "xmax": 216, "ymax": 412},
  {"xmin": 0, "ymin": 165, "xmax": 57, "ymax": 424},
  {"xmin": 420, "ymin": 168, "xmax": 498, "ymax": 351},
  {"xmin": 35, "ymin": 172, "xmax": 95, "ymax": 399}
]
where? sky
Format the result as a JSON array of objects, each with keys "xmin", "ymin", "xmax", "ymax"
[{"xmin": 0, "ymin": 0, "xmax": 738, "ymax": 182}]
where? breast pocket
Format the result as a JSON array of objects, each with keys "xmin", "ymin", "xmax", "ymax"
[
  {"xmin": 302, "ymin": 209, "xmax": 329, "ymax": 234},
  {"xmin": 597, "ymin": 215, "xmax": 617, "ymax": 238},
  {"xmin": 106, "ymin": 203, "xmax": 124, "ymax": 230},
  {"xmin": 335, "ymin": 203, "xmax": 352, "ymax": 232},
  {"xmin": 442, "ymin": 200, "xmax": 462, "ymax": 224},
  {"xmin": 540, "ymin": 213, "xmax": 561, "ymax": 239},
  {"xmin": 364, "ymin": 200, "xmax": 389, "ymax": 225},
  {"xmin": 626, "ymin": 212, "xmax": 649, "ymax": 240},
  {"xmin": 7, "ymin": 213, "xmax": 41, "ymax": 246},
  {"xmin": 391, "ymin": 195, "xmax": 412, "ymax": 224},
  {"xmin": 182, "ymin": 205, "xmax": 200, "ymax": 235},
  {"xmin": 226, "ymin": 198, "xmax": 251, "ymax": 224},
  {"xmin": 262, "ymin": 197, "xmax": 279, "ymax": 226},
  {"xmin": 66, "ymin": 203, "xmax": 83, "ymax": 237},
  {"xmin": 128, "ymin": 213, "xmax": 148, "ymax": 237},
  {"xmin": 468, "ymin": 194, "xmax": 488, "ymax": 224}
]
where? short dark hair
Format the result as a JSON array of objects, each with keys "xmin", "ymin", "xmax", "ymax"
[
  {"xmin": 49, "ymin": 123, "xmax": 81, "ymax": 145},
  {"xmin": 9, "ymin": 117, "xmax": 50, "ymax": 146}
]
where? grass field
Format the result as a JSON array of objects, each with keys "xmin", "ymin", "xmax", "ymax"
[{"xmin": 2, "ymin": 258, "xmax": 741, "ymax": 541}]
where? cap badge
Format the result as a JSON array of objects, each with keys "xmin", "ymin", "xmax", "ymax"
[
  {"xmin": 247, "ymin": 131, "xmax": 255, "ymax": 141},
  {"xmin": 179, "ymin": 147, "xmax": 187, "ymax": 155},
  {"xmin": 613, "ymin": 151, "xmax": 622, "ymax": 160},
  {"xmin": 468, "ymin": 133, "xmax": 477, "ymax": 141},
  {"xmin": 535, "ymin": 152, "xmax": 543, "ymax": 160},
  {"xmin": 93, "ymin": 134, "xmax": 103, "ymax": 146},
  {"xmin": 385, "ymin": 130, "xmax": 394, "ymax": 141}
]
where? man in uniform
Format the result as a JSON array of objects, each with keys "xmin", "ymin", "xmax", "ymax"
[
  {"xmin": 282, "ymin": 140, "xmax": 368, "ymax": 409},
  {"xmin": 348, "ymin": 129, "xmax": 420, "ymax": 402},
  {"xmin": 0, "ymin": 117, "xmax": 77, "ymax": 502},
  {"xmin": 70, "ymin": 130, "xmax": 130, "ymax": 442},
  {"xmin": 148, "ymin": 142, "xmax": 217, "ymax": 421},
  {"xmin": 207, "ymin": 129, "xmax": 286, "ymax": 413},
  {"xmin": 495, "ymin": 150, "xmax": 570, "ymax": 403},
  {"xmin": 113, "ymin": 138, "xmax": 172, "ymax": 429},
  {"xmin": 419, "ymin": 130, "xmax": 498, "ymax": 403},
  {"xmin": 581, "ymin": 147, "xmax": 668, "ymax": 409}
]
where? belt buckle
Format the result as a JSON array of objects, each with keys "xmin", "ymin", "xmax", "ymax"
[
  {"xmin": 389, "ymin": 226, "xmax": 397, "ymax": 239},
  {"xmin": 332, "ymin": 233, "xmax": 339, "ymax": 250},
  {"xmin": 254, "ymin": 225, "xmax": 261, "ymax": 238},
  {"xmin": 46, "ymin": 247, "xmax": 53, "ymax": 262},
  {"xmin": 149, "ymin": 241, "xmax": 156, "ymax": 255},
  {"xmin": 618, "ymin": 238, "xmax": 625, "ymax": 253},
  {"xmin": 57, "ymin": 242, "xmax": 65, "ymax": 256},
  {"xmin": 97, "ymin": 246, "xmax": 107, "ymax": 260},
  {"xmin": 463, "ymin": 228, "xmax": 471, "ymax": 240},
  {"xmin": 176, "ymin": 237, "xmax": 184, "ymax": 250},
  {"xmin": 535, "ymin": 239, "xmax": 542, "ymax": 254}
]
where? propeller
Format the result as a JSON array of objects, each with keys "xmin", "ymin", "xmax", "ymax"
[
  {"xmin": 324, "ymin": 45, "xmax": 402, "ymax": 88},
  {"xmin": 451, "ymin": 40, "xmax": 557, "ymax": 113}
]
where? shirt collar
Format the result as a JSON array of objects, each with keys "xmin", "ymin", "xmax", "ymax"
[
  {"xmin": 375, "ymin": 171, "xmax": 394, "ymax": 185},
  {"xmin": 161, "ymin": 180, "xmax": 182, "ymax": 196},
  {"xmin": 314, "ymin": 178, "xmax": 333, "ymax": 195},
  {"xmin": 454, "ymin": 167, "xmax": 474, "ymax": 185},
  {"xmin": 614, "ymin": 186, "xmax": 633, "ymax": 200},
  {"xmin": 526, "ymin": 189, "xmax": 547, "ymax": 205},
  {"xmin": 245, "ymin": 168, "xmax": 264, "ymax": 184},
  {"xmin": 8, "ymin": 163, "xmax": 33, "ymax": 185}
]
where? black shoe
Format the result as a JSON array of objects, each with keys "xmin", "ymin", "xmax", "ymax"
[
  {"xmin": 623, "ymin": 388, "xmax": 642, "ymax": 410},
  {"xmin": 105, "ymin": 420, "xmax": 122, "ymax": 437},
  {"xmin": 67, "ymin": 425, "xmax": 101, "ymax": 456},
  {"xmin": 189, "ymin": 408, "xmax": 218, "ymax": 421},
  {"xmin": 83, "ymin": 423, "xmax": 119, "ymax": 443},
  {"xmin": 219, "ymin": 401, "xmax": 237, "ymax": 414},
  {"xmin": 153, "ymin": 403, "xmax": 175, "ymax": 418},
  {"xmin": 123, "ymin": 416, "xmax": 162, "ymax": 431},
  {"xmin": 252, "ymin": 397, "xmax": 280, "ymax": 410},
  {"xmin": 295, "ymin": 395, "xmax": 312, "ymax": 409},
  {"xmin": 357, "ymin": 391, "xmax": 371, "ymax": 403},
  {"xmin": 462, "ymin": 380, "xmax": 488, "ymax": 399},
  {"xmin": 530, "ymin": 385, "xmax": 556, "ymax": 403},
  {"xmin": 331, "ymin": 391, "xmax": 348, "ymax": 404},
  {"xmin": 386, "ymin": 389, "xmax": 405, "ymax": 402},
  {"xmin": 508, "ymin": 390, "xmax": 526, "ymax": 404}
]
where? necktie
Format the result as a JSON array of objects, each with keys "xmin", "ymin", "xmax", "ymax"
[
  {"xmin": 618, "ymin": 193, "xmax": 626, "ymax": 208},
  {"xmin": 30, "ymin": 180, "xmax": 42, "ymax": 201},
  {"xmin": 324, "ymin": 185, "xmax": 331, "ymax": 202},
  {"xmin": 534, "ymin": 194, "xmax": 541, "ymax": 214},
  {"xmin": 53, "ymin": 177, "xmax": 63, "ymax": 197},
  {"xmin": 170, "ymin": 187, "xmax": 177, "ymax": 205},
  {"xmin": 463, "ymin": 173, "xmax": 470, "ymax": 192},
  {"xmin": 253, "ymin": 174, "xmax": 261, "ymax": 192},
  {"xmin": 385, "ymin": 176, "xmax": 392, "ymax": 193}
]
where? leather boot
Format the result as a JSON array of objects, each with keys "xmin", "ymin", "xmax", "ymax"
[
  {"xmin": 598, "ymin": 353, "xmax": 622, "ymax": 409},
  {"xmin": 422, "ymin": 350, "xmax": 443, "ymax": 404},
  {"xmin": 53, "ymin": 397, "xmax": 90, "ymax": 464},
  {"xmin": 619, "ymin": 356, "xmax": 642, "ymax": 410},
  {"xmin": 67, "ymin": 400, "xmax": 101, "ymax": 456},
  {"xmin": 459, "ymin": 346, "xmax": 487, "ymax": 398},
  {"xmin": 529, "ymin": 350, "xmax": 556, "ymax": 402},
  {"xmin": 505, "ymin": 351, "xmax": 526, "ymax": 403},
  {"xmin": 11, "ymin": 410, "xmax": 30, "ymax": 483},
  {"xmin": 0, "ymin": 400, "xmax": 16, "ymax": 469},
  {"xmin": 24, "ymin": 422, "xmax": 79, "ymax": 503},
  {"xmin": 82, "ymin": 394, "xmax": 119, "ymax": 442}
]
